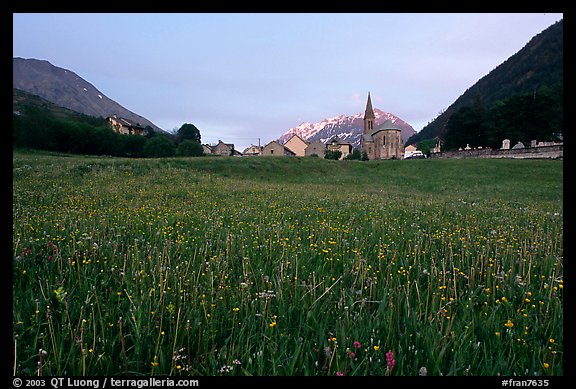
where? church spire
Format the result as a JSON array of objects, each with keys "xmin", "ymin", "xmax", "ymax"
[
  {"xmin": 363, "ymin": 92, "xmax": 375, "ymax": 134},
  {"xmin": 364, "ymin": 92, "xmax": 375, "ymax": 119}
]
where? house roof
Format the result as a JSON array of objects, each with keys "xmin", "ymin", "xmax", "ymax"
[
  {"xmin": 108, "ymin": 115, "xmax": 144, "ymax": 129},
  {"xmin": 329, "ymin": 136, "xmax": 352, "ymax": 145},
  {"xmin": 215, "ymin": 140, "xmax": 234, "ymax": 148},
  {"xmin": 285, "ymin": 134, "xmax": 309, "ymax": 145},
  {"xmin": 263, "ymin": 140, "xmax": 296, "ymax": 155}
]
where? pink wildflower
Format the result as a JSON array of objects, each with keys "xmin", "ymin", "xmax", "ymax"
[
  {"xmin": 386, "ymin": 350, "xmax": 396, "ymax": 375},
  {"xmin": 353, "ymin": 341, "xmax": 361, "ymax": 349}
]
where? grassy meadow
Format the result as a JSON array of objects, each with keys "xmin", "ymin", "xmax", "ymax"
[{"xmin": 12, "ymin": 150, "xmax": 563, "ymax": 376}]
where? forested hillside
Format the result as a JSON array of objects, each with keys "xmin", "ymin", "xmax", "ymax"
[{"xmin": 407, "ymin": 19, "xmax": 563, "ymax": 150}]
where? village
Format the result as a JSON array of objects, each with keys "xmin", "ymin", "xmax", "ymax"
[{"xmin": 107, "ymin": 93, "xmax": 562, "ymax": 161}]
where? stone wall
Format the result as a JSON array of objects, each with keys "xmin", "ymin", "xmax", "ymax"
[{"xmin": 430, "ymin": 144, "xmax": 563, "ymax": 159}]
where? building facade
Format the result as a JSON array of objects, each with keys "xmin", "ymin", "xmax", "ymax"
[
  {"xmin": 326, "ymin": 136, "xmax": 352, "ymax": 159},
  {"xmin": 261, "ymin": 140, "xmax": 296, "ymax": 156},
  {"xmin": 107, "ymin": 114, "xmax": 145, "ymax": 135},
  {"xmin": 360, "ymin": 93, "xmax": 404, "ymax": 160},
  {"xmin": 284, "ymin": 135, "xmax": 308, "ymax": 157}
]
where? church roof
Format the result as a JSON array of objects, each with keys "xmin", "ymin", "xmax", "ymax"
[
  {"xmin": 375, "ymin": 120, "xmax": 401, "ymax": 131},
  {"xmin": 367, "ymin": 120, "xmax": 401, "ymax": 136}
]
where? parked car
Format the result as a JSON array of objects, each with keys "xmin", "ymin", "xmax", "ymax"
[{"xmin": 404, "ymin": 151, "xmax": 426, "ymax": 159}]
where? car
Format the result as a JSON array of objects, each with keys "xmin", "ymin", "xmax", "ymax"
[{"xmin": 404, "ymin": 152, "xmax": 426, "ymax": 159}]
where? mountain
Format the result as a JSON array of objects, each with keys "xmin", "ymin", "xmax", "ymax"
[
  {"xmin": 407, "ymin": 19, "xmax": 563, "ymax": 146},
  {"xmin": 13, "ymin": 87, "xmax": 107, "ymax": 124},
  {"xmin": 278, "ymin": 108, "xmax": 416, "ymax": 149},
  {"xmin": 13, "ymin": 57, "xmax": 164, "ymax": 133}
]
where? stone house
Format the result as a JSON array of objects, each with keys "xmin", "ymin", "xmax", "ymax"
[
  {"xmin": 211, "ymin": 140, "xmax": 236, "ymax": 156},
  {"xmin": 326, "ymin": 136, "xmax": 352, "ymax": 159},
  {"xmin": 202, "ymin": 144, "xmax": 213, "ymax": 154},
  {"xmin": 261, "ymin": 140, "xmax": 296, "ymax": 156},
  {"xmin": 107, "ymin": 114, "xmax": 145, "ymax": 135},
  {"xmin": 243, "ymin": 145, "xmax": 263, "ymax": 156},
  {"xmin": 360, "ymin": 93, "xmax": 404, "ymax": 160},
  {"xmin": 304, "ymin": 140, "xmax": 326, "ymax": 158}
]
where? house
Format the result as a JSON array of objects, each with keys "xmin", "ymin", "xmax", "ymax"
[
  {"xmin": 360, "ymin": 93, "xmax": 404, "ymax": 160},
  {"xmin": 305, "ymin": 140, "xmax": 326, "ymax": 158},
  {"xmin": 107, "ymin": 114, "xmax": 145, "ymax": 135},
  {"xmin": 243, "ymin": 145, "xmax": 263, "ymax": 156},
  {"xmin": 326, "ymin": 136, "xmax": 352, "ymax": 160},
  {"xmin": 202, "ymin": 144, "xmax": 213, "ymax": 155},
  {"xmin": 404, "ymin": 144, "xmax": 418, "ymax": 159},
  {"xmin": 283, "ymin": 134, "xmax": 309, "ymax": 156},
  {"xmin": 211, "ymin": 140, "xmax": 236, "ymax": 156},
  {"xmin": 261, "ymin": 140, "xmax": 296, "ymax": 156}
]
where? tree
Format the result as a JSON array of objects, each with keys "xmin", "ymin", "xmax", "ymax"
[
  {"xmin": 361, "ymin": 151, "xmax": 369, "ymax": 161},
  {"xmin": 443, "ymin": 104, "xmax": 492, "ymax": 151},
  {"xmin": 345, "ymin": 148, "xmax": 361, "ymax": 160},
  {"xmin": 143, "ymin": 135, "xmax": 176, "ymax": 157},
  {"xmin": 324, "ymin": 149, "xmax": 342, "ymax": 160},
  {"xmin": 143, "ymin": 126, "xmax": 155, "ymax": 137},
  {"xmin": 177, "ymin": 123, "xmax": 201, "ymax": 143},
  {"xmin": 122, "ymin": 134, "xmax": 147, "ymax": 157},
  {"xmin": 415, "ymin": 139, "xmax": 437, "ymax": 156},
  {"xmin": 176, "ymin": 139, "xmax": 204, "ymax": 157}
]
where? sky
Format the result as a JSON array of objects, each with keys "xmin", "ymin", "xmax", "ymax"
[{"xmin": 13, "ymin": 12, "xmax": 563, "ymax": 151}]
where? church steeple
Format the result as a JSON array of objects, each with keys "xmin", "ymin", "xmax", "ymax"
[{"xmin": 363, "ymin": 92, "xmax": 375, "ymax": 134}]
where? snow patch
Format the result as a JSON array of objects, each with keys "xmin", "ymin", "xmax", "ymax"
[
  {"xmin": 83, "ymin": 87, "xmax": 87, "ymax": 92},
  {"xmin": 98, "ymin": 94, "xmax": 103, "ymax": 99}
]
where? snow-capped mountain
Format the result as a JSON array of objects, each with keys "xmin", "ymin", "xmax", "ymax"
[{"xmin": 278, "ymin": 109, "xmax": 416, "ymax": 149}]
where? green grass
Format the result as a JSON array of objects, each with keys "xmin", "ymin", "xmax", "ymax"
[{"xmin": 12, "ymin": 150, "xmax": 563, "ymax": 376}]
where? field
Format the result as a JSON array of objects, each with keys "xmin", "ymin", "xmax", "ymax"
[{"xmin": 12, "ymin": 150, "xmax": 563, "ymax": 377}]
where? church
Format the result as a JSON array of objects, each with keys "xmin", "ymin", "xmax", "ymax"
[{"xmin": 360, "ymin": 93, "xmax": 404, "ymax": 160}]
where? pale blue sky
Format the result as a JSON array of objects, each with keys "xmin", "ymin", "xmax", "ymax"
[{"xmin": 13, "ymin": 13, "xmax": 563, "ymax": 151}]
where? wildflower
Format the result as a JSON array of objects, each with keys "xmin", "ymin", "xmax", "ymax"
[
  {"xmin": 151, "ymin": 356, "xmax": 159, "ymax": 367},
  {"xmin": 504, "ymin": 320, "xmax": 514, "ymax": 328},
  {"xmin": 336, "ymin": 371, "xmax": 344, "ymax": 376},
  {"xmin": 549, "ymin": 338, "xmax": 555, "ymax": 343},
  {"xmin": 386, "ymin": 350, "xmax": 396, "ymax": 375},
  {"xmin": 353, "ymin": 341, "xmax": 361, "ymax": 349},
  {"xmin": 543, "ymin": 363, "xmax": 550, "ymax": 369},
  {"xmin": 373, "ymin": 345, "xmax": 380, "ymax": 351},
  {"xmin": 419, "ymin": 366, "xmax": 427, "ymax": 376}
]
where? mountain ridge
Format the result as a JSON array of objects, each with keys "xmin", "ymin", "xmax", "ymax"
[{"xmin": 12, "ymin": 57, "xmax": 165, "ymax": 133}]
